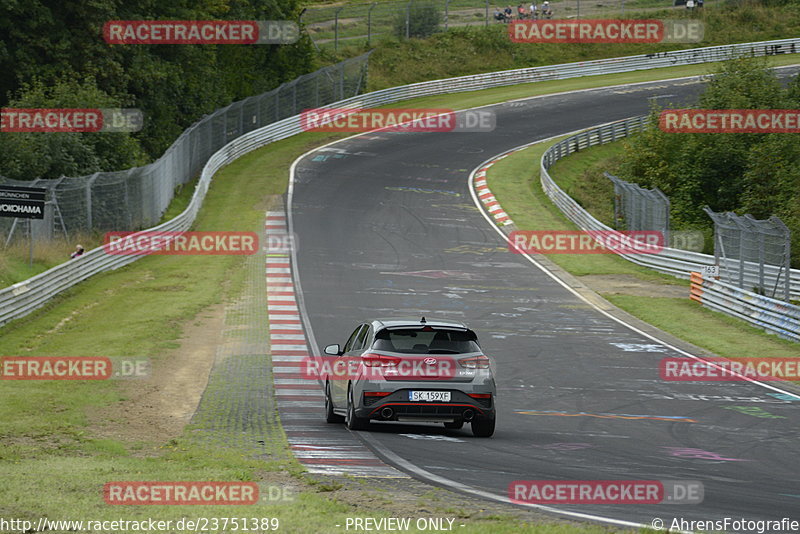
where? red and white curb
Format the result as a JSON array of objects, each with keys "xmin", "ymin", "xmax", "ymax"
[
  {"xmin": 266, "ymin": 209, "xmax": 407, "ymax": 478},
  {"xmin": 473, "ymin": 155, "xmax": 514, "ymax": 227}
]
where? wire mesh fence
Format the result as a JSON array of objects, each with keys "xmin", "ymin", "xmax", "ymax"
[
  {"xmin": 0, "ymin": 52, "xmax": 371, "ymax": 245},
  {"xmin": 703, "ymin": 207, "xmax": 792, "ymax": 302},
  {"xmin": 301, "ymin": 0, "xmax": 719, "ymax": 51},
  {"xmin": 605, "ymin": 171, "xmax": 670, "ymax": 243}
]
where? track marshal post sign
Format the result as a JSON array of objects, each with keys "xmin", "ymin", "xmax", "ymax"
[{"xmin": 0, "ymin": 185, "xmax": 46, "ymax": 220}]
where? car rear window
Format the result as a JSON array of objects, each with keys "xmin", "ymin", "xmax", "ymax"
[{"xmin": 372, "ymin": 328, "xmax": 480, "ymax": 354}]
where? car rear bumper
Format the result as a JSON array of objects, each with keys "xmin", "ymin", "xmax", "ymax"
[{"xmin": 355, "ymin": 388, "xmax": 495, "ymax": 422}]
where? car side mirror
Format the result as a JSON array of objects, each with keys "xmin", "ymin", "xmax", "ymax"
[{"xmin": 324, "ymin": 344, "xmax": 341, "ymax": 356}]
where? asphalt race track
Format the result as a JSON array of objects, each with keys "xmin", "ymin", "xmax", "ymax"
[{"xmin": 288, "ymin": 74, "xmax": 800, "ymax": 530}]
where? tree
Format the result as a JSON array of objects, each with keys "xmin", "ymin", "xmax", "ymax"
[
  {"xmin": 0, "ymin": 77, "xmax": 148, "ymax": 181},
  {"xmin": 618, "ymin": 56, "xmax": 800, "ymax": 266},
  {"xmin": 0, "ymin": 0, "xmax": 316, "ymax": 162}
]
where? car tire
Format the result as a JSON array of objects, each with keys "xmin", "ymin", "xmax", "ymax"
[
  {"xmin": 444, "ymin": 421, "xmax": 463, "ymax": 430},
  {"xmin": 471, "ymin": 417, "xmax": 495, "ymax": 437},
  {"xmin": 346, "ymin": 386, "xmax": 368, "ymax": 430},
  {"xmin": 325, "ymin": 381, "xmax": 345, "ymax": 424}
]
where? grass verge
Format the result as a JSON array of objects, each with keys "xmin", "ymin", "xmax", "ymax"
[
  {"xmin": 4, "ymin": 49, "xmax": 800, "ymax": 286},
  {"xmin": 2, "ymin": 56, "xmax": 799, "ymax": 532},
  {"xmin": 486, "ymin": 136, "xmax": 800, "ymax": 358},
  {"xmin": 0, "ymin": 130, "xmax": 615, "ymax": 533}
]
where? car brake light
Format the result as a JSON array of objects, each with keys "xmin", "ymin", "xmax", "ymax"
[
  {"xmin": 361, "ymin": 353, "xmax": 400, "ymax": 367},
  {"xmin": 459, "ymin": 355, "xmax": 490, "ymax": 369}
]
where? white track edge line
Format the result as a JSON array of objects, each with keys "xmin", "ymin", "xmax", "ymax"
[
  {"xmin": 468, "ymin": 127, "xmax": 800, "ymax": 399},
  {"xmin": 284, "ymin": 74, "xmax": 800, "ymax": 529},
  {"xmin": 358, "ymin": 431, "xmax": 690, "ymax": 532}
]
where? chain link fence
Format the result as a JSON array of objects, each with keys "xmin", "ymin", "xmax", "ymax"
[
  {"xmin": 302, "ymin": 0, "xmax": 718, "ymax": 51},
  {"xmin": 605, "ymin": 171, "xmax": 670, "ymax": 243},
  {"xmin": 303, "ymin": 0, "xmax": 489, "ymax": 50},
  {"xmin": 703, "ymin": 207, "xmax": 792, "ymax": 302},
  {"xmin": 0, "ymin": 52, "xmax": 371, "ymax": 245}
]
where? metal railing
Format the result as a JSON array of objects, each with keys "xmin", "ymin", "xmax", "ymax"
[
  {"xmin": 540, "ymin": 116, "xmax": 800, "ymax": 298},
  {"xmin": 690, "ymin": 272, "xmax": 800, "ymax": 342},
  {"xmin": 0, "ymin": 53, "xmax": 371, "ymax": 239},
  {"xmin": 302, "ymin": 0, "xmax": 724, "ymax": 50},
  {"xmin": 540, "ymin": 118, "xmax": 800, "ymax": 339},
  {"xmin": 606, "ymin": 171, "xmax": 670, "ymax": 241},
  {"xmin": 704, "ymin": 208, "xmax": 792, "ymax": 302},
  {"xmin": 3, "ymin": 37, "xmax": 800, "ymax": 327}
]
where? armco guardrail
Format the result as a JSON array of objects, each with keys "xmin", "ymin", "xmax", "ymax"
[
  {"xmin": 539, "ymin": 116, "xmax": 800, "ymax": 300},
  {"xmin": 0, "ymin": 117, "xmax": 301, "ymax": 327},
  {"xmin": 540, "ymin": 118, "xmax": 799, "ymax": 340},
  {"xmin": 690, "ymin": 272, "xmax": 800, "ymax": 342},
  {"xmin": 0, "ymin": 53, "xmax": 371, "ymax": 237},
  {"xmin": 3, "ymin": 37, "xmax": 800, "ymax": 327}
]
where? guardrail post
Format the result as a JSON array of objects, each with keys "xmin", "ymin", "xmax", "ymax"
[
  {"xmin": 86, "ymin": 172, "xmax": 101, "ymax": 230},
  {"xmin": 737, "ymin": 219, "xmax": 746, "ymax": 290},
  {"xmin": 785, "ymin": 229, "xmax": 791, "ymax": 302},
  {"xmin": 406, "ymin": 1, "xmax": 412, "ymax": 39},
  {"xmin": 367, "ymin": 2, "xmax": 377, "ymax": 45},
  {"xmin": 334, "ymin": 7, "xmax": 343, "ymax": 52},
  {"xmin": 758, "ymin": 233, "xmax": 766, "ymax": 295},
  {"xmin": 340, "ymin": 64, "xmax": 345, "ymax": 100}
]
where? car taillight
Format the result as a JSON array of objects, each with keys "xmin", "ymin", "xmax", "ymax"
[
  {"xmin": 459, "ymin": 355, "xmax": 490, "ymax": 369},
  {"xmin": 364, "ymin": 391, "xmax": 391, "ymax": 397},
  {"xmin": 361, "ymin": 353, "xmax": 400, "ymax": 367},
  {"xmin": 468, "ymin": 393, "xmax": 492, "ymax": 399}
]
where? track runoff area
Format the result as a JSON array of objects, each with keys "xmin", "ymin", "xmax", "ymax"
[{"xmin": 284, "ymin": 71, "xmax": 800, "ymax": 530}]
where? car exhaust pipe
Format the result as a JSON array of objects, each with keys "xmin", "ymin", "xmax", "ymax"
[
  {"xmin": 380, "ymin": 407, "xmax": 394, "ymax": 419},
  {"xmin": 462, "ymin": 409, "xmax": 475, "ymax": 422}
]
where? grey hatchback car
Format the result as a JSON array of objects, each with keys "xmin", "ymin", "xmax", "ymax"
[{"xmin": 322, "ymin": 317, "xmax": 497, "ymax": 437}]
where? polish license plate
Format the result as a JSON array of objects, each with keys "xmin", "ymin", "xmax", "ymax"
[{"xmin": 409, "ymin": 390, "xmax": 451, "ymax": 402}]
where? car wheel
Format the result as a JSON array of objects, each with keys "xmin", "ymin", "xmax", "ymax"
[
  {"xmin": 346, "ymin": 386, "xmax": 368, "ymax": 430},
  {"xmin": 444, "ymin": 421, "xmax": 463, "ymax": 430},
  {"xmin": 471, "ymin": 417, "xmax": 495, "ymax": 437},
  {"xmin": 325, "ymin": 381, "xmax": 345, "ymax": 424}
]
